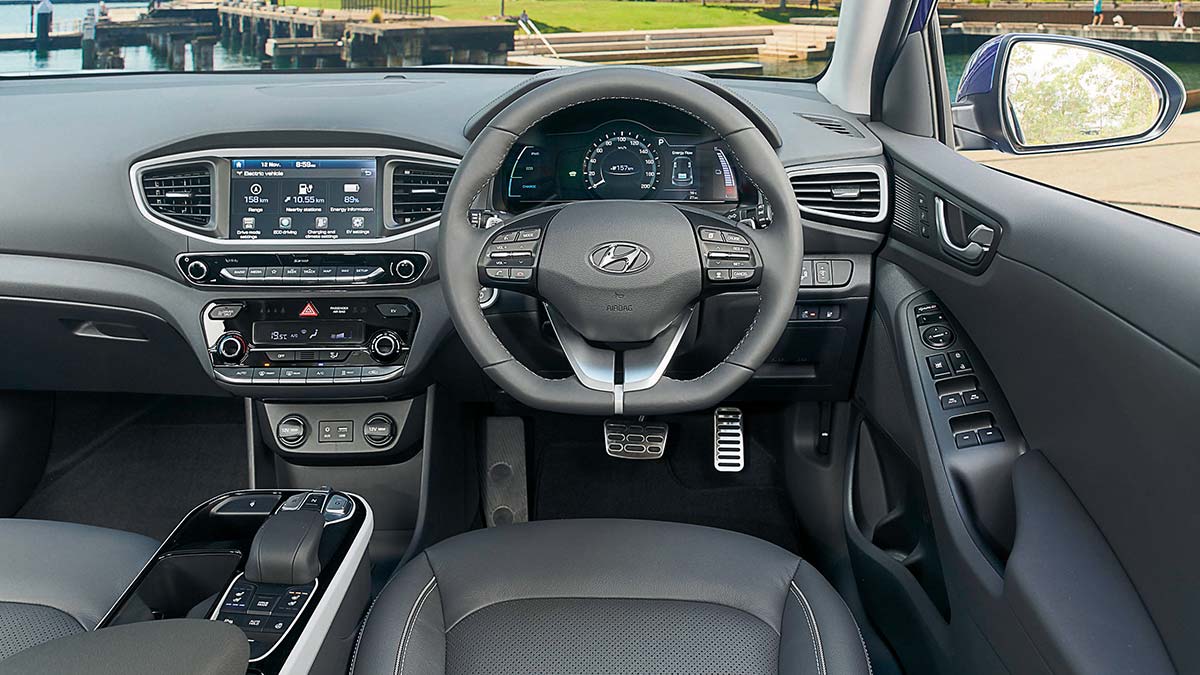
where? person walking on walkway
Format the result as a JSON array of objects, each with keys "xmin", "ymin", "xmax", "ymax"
[
  {"xmin": 1173, "ymin": 0, "xmax": 1185, "ymax": 28},
  {"xmin": 1092, "ymin": 0, "xmax": 1104, "ymax": 25}
]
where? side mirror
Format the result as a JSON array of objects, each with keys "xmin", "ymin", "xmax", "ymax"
[{"xmin": 952, "ymin": 34, "xmax": 1185, "ymax": 154}]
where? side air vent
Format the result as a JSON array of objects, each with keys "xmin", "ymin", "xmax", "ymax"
[
  {"xmin": 140, "ymin": 163, "xmax": 213, "ymax": 228},
  {"xmin": 797, "ymin": 113, "xmax": 863, "ymax": 138},
  {"xmin": 788, "ymin": 165, "xmax": 888, "ymax": 224},
  {"xmin": 388, "ymin": 160, "xmax": 456, "ymax": 227}
]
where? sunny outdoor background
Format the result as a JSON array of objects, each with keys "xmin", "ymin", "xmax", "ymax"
[{"xmin": 2, "ymin": 0, "xmax": 1197, "ymax": 229}]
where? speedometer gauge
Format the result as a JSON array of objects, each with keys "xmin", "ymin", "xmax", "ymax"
[{"xmin": 583, "ymin": 131, "xmax": 660, "ymax": 199}]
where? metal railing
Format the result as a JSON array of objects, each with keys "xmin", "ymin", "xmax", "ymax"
[{"xmin": 340, "ymin": 0, "xmax": 431, "ymax": 17}]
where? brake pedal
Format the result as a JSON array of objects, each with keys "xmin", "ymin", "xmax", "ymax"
[
  {"xmin": 604, "ymin": 418, "xmax": 667, "ymax": 460},
  {"xmin": 714, "ymin": 407, "xmax": 745, "ymax": 472}
]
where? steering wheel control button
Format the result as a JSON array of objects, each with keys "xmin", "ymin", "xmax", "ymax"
[
  {"xmin": 722, "ymin": 231, "xmax": 750, "ymax": 245},
  {"xmin": 954, "ymin": 431, "xmax": 980, "ymax": 449},
  {"xmin": 364, "ymin": 414, "xmax": 397, "ymax": 448},
  {"xmin": 927, "ymin": 354, "xmax": 953, "ymax": 379},
  {"xmin": 604, "ymin": 419, "xmax": 668, "ymax": 460},
  {"xmin": 276, "ymin": 416, "xmax": 308, "ymax": 449},
  {"xmin": 517, "ymin": 228, "xmax": 541, "ymax": 241},
  {"xmin": 708, "ymin": 269, "xmax": 731, "ymax": 281},
  {"xmin": 486, "ymin": 268, "xmax": 510, "ymax": 280},
  {"xmin": 510, "ymin": 268, "xmax": 533, "ymax": 280},
  {"xmin": 947, "ymin": 349, "xmax": 974, "ymax": 375},
  {"xmin": 921, "ymin": 325, "xmax": 956, "ymax": 349},
  {"xmin": 479, "ymin": 218, "xmax": 552, "ymax": 290},
  {"xmin": 699, "ymin": 228, "xmax": 724, "ymax": 242}
]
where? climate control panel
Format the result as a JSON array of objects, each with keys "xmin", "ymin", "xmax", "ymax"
[{"xmin": 202, "ymin": 298, "xmax": 418, "ymax": 385}]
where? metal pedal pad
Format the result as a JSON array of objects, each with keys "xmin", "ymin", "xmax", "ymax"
[
  {"xmin": 604, "ymin": 419, "xmax": 668, "ymax": 460},
  {"xmin": 714, "ymin": 407, "xmax": 745, "ymax": 472}
]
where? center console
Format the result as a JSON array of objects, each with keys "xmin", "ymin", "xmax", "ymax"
[{"xmin": 99, "ymin": 487, "xmax": 373, "ymax": 675}]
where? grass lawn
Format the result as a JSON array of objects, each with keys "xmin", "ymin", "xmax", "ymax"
[{"xmin": 282, "ymin": 0, "xmax": 837, "ymax": 33}]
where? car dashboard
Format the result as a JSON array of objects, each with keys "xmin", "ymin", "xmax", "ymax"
[{"xmin": 0, "ymin": 68, "xmax": 888, "ymax": 404}]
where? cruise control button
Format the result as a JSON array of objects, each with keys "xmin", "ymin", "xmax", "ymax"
[
  {"xmin": 707, "ymin": 269, "xmax": 731, "ymax": 281},
  {"xmin": 730, "ymin": 269, "xmax": 754, "ymax": 281},
  {"xmin": 722, "ymin": 231, "xmax": 749, "ymax": 245}
]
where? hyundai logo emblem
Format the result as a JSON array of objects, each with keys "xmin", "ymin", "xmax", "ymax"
[{"xmin": 588, "ymin": 242, "xmax": 652, "ymax": 275}]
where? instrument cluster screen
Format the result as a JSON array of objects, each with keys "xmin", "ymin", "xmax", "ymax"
[{"xmin": 230, "ymin": 158, "xmax": 380, "ymax": 240}]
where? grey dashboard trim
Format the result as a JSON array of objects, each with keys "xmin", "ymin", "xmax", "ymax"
[
  {"xmin": 786, "ymin": 163, "xmax": 890, "ymax": 225},
  {"xmin": 129, "ymin": 147, "xmax": 459, "ymax": 246}
]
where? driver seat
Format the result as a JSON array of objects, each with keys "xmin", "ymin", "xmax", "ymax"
[{"xmin": 351, "ymin": 519, "xmax": 872, "ymax": 675}]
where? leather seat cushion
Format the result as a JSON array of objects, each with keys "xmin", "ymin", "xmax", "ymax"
[{"xmin": 351, "ymin": 519, "xmax": 873, "ymax": 675}]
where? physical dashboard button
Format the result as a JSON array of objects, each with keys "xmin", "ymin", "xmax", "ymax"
[
  {"xmin": 306, "ymin": 367, "xmax": 334, "ymax": 383},
  {"xmin": 226, "ymin": 267, "xmax": 248, "ymax": 280},
  {"xmin": 800, "ymin": 260, "xmax": 813, "ymax": 287},
  {"xmin": 186, "ymin": 260, "xmax": 209, "ymax": 281},
  {"xmin": 376, "ymin": 303, "xmax": 412, "ymax": 318},
  {"xmin": 921, "ymin": 325, "xmax": 955, "ymax": 349},
  {"xmin": 216, "ymin": 367, "xmax": 253, "ymax": 383},
  {"xmin": 334, "ymin": 366, "xmax": 361, "ymax": 382},
  {"xmin": 300, "ymin": 267, "xmax": 320, "ymax": 282},
  {"xmin": 336, "ymin": 267, "xmax": 355, "ymax": 283},
  {"xmin": 361, "ymin": 365, "xmax": 401, "ymax": 379},
  {"xmin": 280, "ymin": 367, "xmax": 307, "ymax": 381},
  {"xmin": 319, "ymin": 349, "xmax": 350, "ymax": 362},
  {"xmin": 814, "ymin": 261, "xmax": 833, "ymax": 285},
  {"xmin": 208, "ymin": 304, "xmax": 242, "ymax": 320},
  {"xmin": 252, "ymin": 368, "xmax": 280, "ymax": 383},
  {"xmin": 954, "ymin": 431, "xmax": 980, "ymax": 448},
  {"xmin": 927, "ymin": 354, "xmax": 952, "ymax": 379},
  {"xmin": 392, "ymin": 259, "xmax": 418, "ymax": 281},
  {"xmin": 265, "ymin": 267, "xmax": 283, "ymax": 281},
  {"xmin": 947, "ymin": 349, "xmax": 973, "ymax": 375},
  {"xmin": 246, "ymin": 267, "xmax": 266, "ymax": 281},
  {"xmin": 283, "ymin": 267, "xmax": 302, "ymax": 283},
  {"xmin": 266, "ymin": 349, "xmax": 293, "ymax": 362}
]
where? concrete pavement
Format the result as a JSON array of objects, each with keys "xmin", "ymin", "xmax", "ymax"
[{"xmin": 964, "ymin": 112, "xmax": 1200, "ymax": 232}]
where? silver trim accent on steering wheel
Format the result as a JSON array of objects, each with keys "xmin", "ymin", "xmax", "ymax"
[{"xmin": 545, "ymin": 304, "xmax": 696, "ymax": 415}]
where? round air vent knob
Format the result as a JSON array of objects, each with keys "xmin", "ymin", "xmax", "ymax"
[
  {"xmin": 369, "ymin": 330, "xmax": 402, "ymax": 361},
  {"xmin": 215, "ymin": 332, "xmax": 248, "ymax": 363},
  {"xmin": 186, "ymin": 260, "xmax": 209, "ymax": 281}
]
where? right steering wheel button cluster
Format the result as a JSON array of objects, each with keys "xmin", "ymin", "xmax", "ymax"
[{"xmin": 697, "ymin": 226, "xmax": 761, "ymax": 286}]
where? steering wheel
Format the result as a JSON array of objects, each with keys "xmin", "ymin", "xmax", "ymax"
[{"xmin": 440, "ymin": 67, "xmax": 803, "ymax": 416}]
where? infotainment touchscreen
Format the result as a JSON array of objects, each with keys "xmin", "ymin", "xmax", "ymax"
[{"xmin": 230, "ymin": 158, "xmax": 380, "ymax": 240}]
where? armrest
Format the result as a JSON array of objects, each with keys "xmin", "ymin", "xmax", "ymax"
[{"xmin": 0, "ymin": 619, "xmax": 248, "ymax": 675}]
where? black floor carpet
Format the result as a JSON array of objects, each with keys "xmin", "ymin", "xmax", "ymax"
[
  {"xmin": 530, "ymin": 412, "xmax": 800, "ymax": 552},
  {"xmin": 18, "ymin": 394, "xmax": 248, "ymax": 541}
]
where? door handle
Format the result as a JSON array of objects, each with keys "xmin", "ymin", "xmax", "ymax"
[{"xmin": 935, "ymin": 197, "xmax": 994, "ymax": 263}]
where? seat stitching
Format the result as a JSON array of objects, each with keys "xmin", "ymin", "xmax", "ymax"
[
  {"xmin": 855, "ymin": 623, "xmax": 874, "ymax": 675},
  {"xmin": 392, "ymin": 576, "xmax": 438, "ymax": 675},
  {"xmin": 348, "ymin": 592, "xmax": 380, "ymax": 675},
  {"xmin": 789, "ymin": 581, "xmax": 826, "ymax": 675}
]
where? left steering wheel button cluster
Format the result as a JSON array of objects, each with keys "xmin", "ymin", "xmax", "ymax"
[{"xmin": 480, "ymin": 226, "xmax": 544, "ymax": 288}]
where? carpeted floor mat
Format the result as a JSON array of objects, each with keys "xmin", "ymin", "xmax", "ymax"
[
  {"xmin": 18, "ymin": 394, "xmax": 248, "ymax": 540},
  {"xmin": 530, "ymin": 412, "xmax": 800, "ymax": 552}
]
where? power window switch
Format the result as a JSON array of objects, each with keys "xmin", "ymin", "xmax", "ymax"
[
  {"xmin": 948, "ymin": 349, "xmax": 973, "ymax": 375},
  {"xmin": 954, "ymin": 431, "xmax": 979, "ymax": 449},
  {"xmin": 963, "ymin": 390, "xmax": 987, "ymax": 405},
  {"xmin": 927, "ymin": 354, "xmax": 952, "ymax": 379},
  {"xmin": 978, "ymin": 427, "xmax": 1005, "ymax": 444},
  {"xmin": 940, "ymin": 394, "xmax": 964, "ymax": 410}
]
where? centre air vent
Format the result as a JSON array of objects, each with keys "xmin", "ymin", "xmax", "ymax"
[
  {"xmin": 788, "ymin": 165, "xmax": 888, "ymax": 225},
  {"xmin": 388, "ymin": 160, "xmax": 456, "ymax": 227},
  {"xmin": 140, "ymin": 163, "xmax": 213, "ymax": 228}
]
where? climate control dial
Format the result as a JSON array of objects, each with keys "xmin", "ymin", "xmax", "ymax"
[
  {"xmin": 214, "ymin": 332, "xmax": 248, "ymax": 364},
  {"xmin": 368, "ymin": 330, "xmax": 403, "ymax": 362}
]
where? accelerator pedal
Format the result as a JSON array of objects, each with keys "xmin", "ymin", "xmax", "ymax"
[
  {"xmin": 604, "ymin": 418, "xmax": 668, "ymax": 460},
  {"xmin": 714, "ymin": 407, "xmax": 745, "ymax": 472}
]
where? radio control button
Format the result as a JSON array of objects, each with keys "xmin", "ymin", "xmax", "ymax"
[
  {"xmin": 246, "ymin": 267, "xmax": 267, "ymax": 280},
  {"xmin": 336, "ymin": 267, "xmax": 355, "ymax": 283},
  {"xmin": 393, "ymin": 259, "xmax": 419, "ymax": 281},
  {"xmin": 186, "ymin": 260, "xmax": 209, "ymax": 281},
  {"xmin": 225, "ymin": 267, "xmax": 248, "ymax": 280},
  {"xmin": 265, "ymin": 267, "xmax": 283, "ymax": 281},
  {"xmin": 283, "ymin": 267, "xmax": 302, "ymax": 283},
  {"xmin": 300, "ymin": 267, "xmax": 320, "ymax": 282}
]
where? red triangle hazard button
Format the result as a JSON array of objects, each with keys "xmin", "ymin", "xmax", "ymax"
[{"xmin": 299, "ymin": 302, "xmax": 319, "ymax": 318}]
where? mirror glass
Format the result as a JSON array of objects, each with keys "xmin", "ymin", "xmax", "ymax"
[{"xmin": 1003, "ymin": 41, "xmax": 1162, "ymax": 148}]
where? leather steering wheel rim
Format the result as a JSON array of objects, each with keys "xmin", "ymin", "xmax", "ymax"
[{"xmin": 439, "ymin": 66, "xmax": 803, "ymax": 416}]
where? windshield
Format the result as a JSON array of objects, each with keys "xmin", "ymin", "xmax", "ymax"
[{"xmin": 0, "ymin": 0, "xmax": 840, "ymax": 77}]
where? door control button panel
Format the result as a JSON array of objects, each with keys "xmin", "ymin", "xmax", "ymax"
[{"xmin": 921, "ymin": 325, "xmax": 955, "ymax": 349}]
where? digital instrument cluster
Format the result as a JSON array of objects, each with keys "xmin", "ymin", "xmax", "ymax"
[{"xmin": 499, "ymin": 122, "xmax": 741, "ymax": 211}]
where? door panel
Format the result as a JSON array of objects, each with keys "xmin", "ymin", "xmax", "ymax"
[{"xmin": 858, "ymin": 125, "xmax": 1194, "ymax": 674}]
